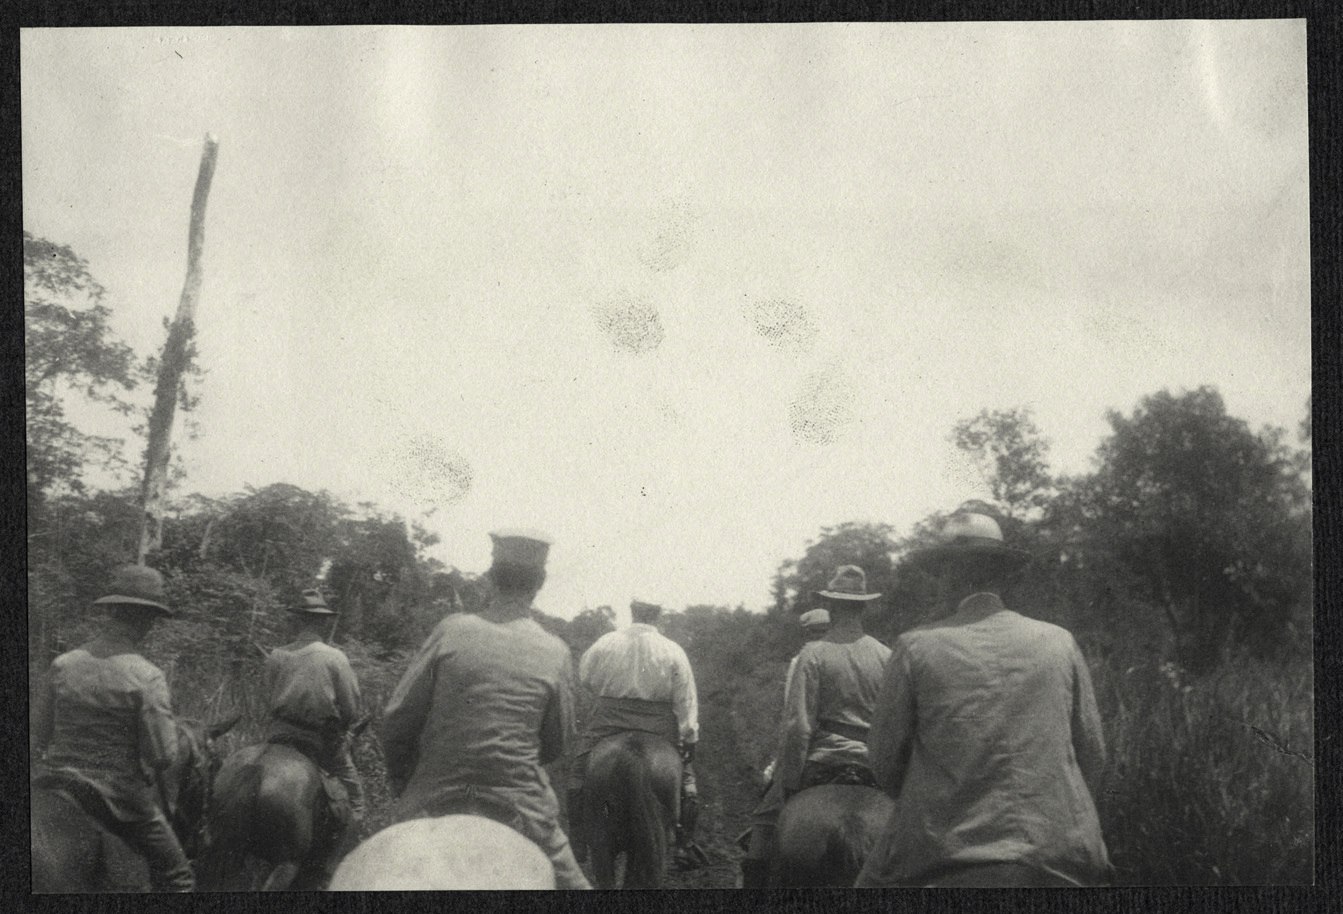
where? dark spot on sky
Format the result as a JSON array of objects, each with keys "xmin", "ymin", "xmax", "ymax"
[
  {"xmin": 592, "ymin": 294, "xmax": 665, "ymax": 353},
  {"xmin": 744, "ymin": 298, "xmax": 817, "ymax": 353},
  {"xmin": 390, "ymin": 435, "xmax": 473, "ymax": 506},
  {"xmin": 789, "ymin": 369, "xmax": 855, "ymax": 445},
  {"xmin": 638, "ymin": 196, "xmax": 696, "ymax": 273}
]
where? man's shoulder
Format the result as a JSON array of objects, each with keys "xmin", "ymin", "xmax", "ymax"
[
  {"xmin": 582, "ymin": 628, "xmax": 625, "ymax": 657},
  {"xmin": 309, "ymin": 640, "xmax": 357, "ymax": 668},
  {"xmin": 54, "ymin": 647, "xmax": 164, "ymax": 686}
]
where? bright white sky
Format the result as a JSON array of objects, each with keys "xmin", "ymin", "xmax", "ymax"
[{"xmin": 22, "ymin": 22, "xmax": 1309, "ymax": 622}]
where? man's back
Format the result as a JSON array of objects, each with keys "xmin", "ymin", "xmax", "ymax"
[
  {"xmin": 872, "ymin": 594, "xmax": 1108, "ymax": 883},
  {"xmin": 383, "ymin": 613, "xmax": 573, "ymax": 803},
  {"xmin": 40, "ymin": 642, "xmax": 175, "ymax": 786},
  {"xmin": 795, "ymin": 634, "xmax": 892, "ymax": 732},
  {"xmin": 581, "ymin": 625, "xmax": 689, "ymax": 701},
  {"xmin": 265, "ymin": 640, "xmax": 360, "ymax": 732}
]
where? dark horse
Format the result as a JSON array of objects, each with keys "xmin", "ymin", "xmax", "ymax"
[
  {"xmin": 31, "ymin": 715, "xmax": 240, "ymax": 893},
  {"xmin": 769, "ymin": 784, "xmax": 895, "ymax": 887},
  {"xmin": 198, "ymin": 718, "xmax": 369, "ymax": 891},
  {"xmin": 581, "ymin": 731, "xmax": 682, "ymax": 889}
]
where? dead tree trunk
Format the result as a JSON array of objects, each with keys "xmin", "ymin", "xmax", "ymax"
[{"xmin": 138, "ymin": 134, "xmax": 220, "ymax": 563}]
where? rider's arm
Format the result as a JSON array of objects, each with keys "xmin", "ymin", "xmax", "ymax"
[
  {"xmin": 331, "ymin": 653, "xmax": 363, "ymax": 731},
  {"xmin": 671, "ymin": 645, "xmax": 699, "ymax": 745},
  {"xmin": 1069, "ymin": 637, "xmax": 1107, "ymax": 798},
  {"xmin": 137, "ymin": 668, "xmax": 180, "ymax": 777},
  {"xmin": 867, "ymin": 640, "xmax": 915, "ymax": 797},
  {"xmin": 539, "ymin": 655, "xmax": 577, "ymax": 767},
  {"xmin": 776, "ymin": 649, "xmax": 819, "ymax": 793},
  {"xmin": 381, "ymin": 629, "xmax": 442, "ymax": 795}
]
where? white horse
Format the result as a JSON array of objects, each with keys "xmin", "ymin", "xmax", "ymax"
[{"xmin": 327, "ymin": 815, "xmax": 555, "ymax": 890}]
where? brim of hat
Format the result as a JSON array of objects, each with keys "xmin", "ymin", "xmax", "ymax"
[
  {"xmin": 912, "ymin": 543, "xmax": 1032, "ymax": 568},
  {"xmin": 813, "ymin": 591, "xmax": 883, "ymax": 603},
  {"xmin": 93, "ymin": 594, "xmax": 174, "ymax": 615},
  {"xmin": 288, "ymin": 607, "xmax": 339, "ymax": 616}
]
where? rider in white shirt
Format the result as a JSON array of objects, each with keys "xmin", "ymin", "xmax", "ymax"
[{"xmin": 569, "ymin": 600, "xmax": 706, "ymax": 869}]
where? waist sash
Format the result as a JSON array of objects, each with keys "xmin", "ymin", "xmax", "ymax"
[{"xmin": 816, "ymin": 718, "xmax": 870, "ymax": 743}]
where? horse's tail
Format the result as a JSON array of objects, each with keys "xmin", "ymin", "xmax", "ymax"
[
  {"xmin": 619, "ymin": 739, "xmax": 671, "ymax": 889},
  {"xmin": 820, "ymin": 807, "xmax": 877, "ymax": 886},
  {"xmin": 198, "ymin": 762, "xmax": 266, "ymax": 891}
]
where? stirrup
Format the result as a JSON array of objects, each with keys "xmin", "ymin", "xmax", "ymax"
[{"xmin": 673, "ymin": 842, "xmax": 710, "ymax": 870}]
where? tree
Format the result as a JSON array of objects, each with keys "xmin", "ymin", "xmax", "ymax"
[
  {"xmin": 1075, "ymin": 387, "xmax": 1311, "ymax": 671},
  {"xmin": 950, "ymin": 407, "xmax": 1055, "ymax": 519},
  {"xmin": 24, "ymin": 233, "xmax": 143, "ymax": 505},
  {"xmin": 568, "ymin": 606, "xmax": 616, "ymax": 655}
]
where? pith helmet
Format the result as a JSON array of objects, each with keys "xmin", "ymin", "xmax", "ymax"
[
  {"xmin": 92, "ymin": 564, "xmax": 174, "ymax": 616},
  {"xmin": 913, "ymin": 512, "xmax": 1031, "ymax": 574}
]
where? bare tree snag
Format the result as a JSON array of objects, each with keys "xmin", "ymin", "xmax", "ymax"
[{"xmin": 138, "ymin": 134, "xmax": 219, "ymax": 563}]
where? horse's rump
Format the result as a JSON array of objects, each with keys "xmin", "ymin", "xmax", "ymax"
[
  {"xmin": 584, "ymin": 732, "xmax": 681, "ymax": 888},
  {"xmin": 202, "ymin": 742, "xmax": 335, "ymax": 889},
  {"xmin": 31, "ymin": 786, "xmax": 146, "ymax": 892},
  {"xmin": 772, "ymin": 784, "xmax": 895, "ymax": 887},
  {"xmin": 329, "ymin": 815, "xmax": 554, "ymax": 890}
]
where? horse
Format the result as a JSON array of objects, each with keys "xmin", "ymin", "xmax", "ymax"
[
  {"xmin": 581, "ymin": 731, "xmax": 682, "ymax": 889},
  {"xmin": 327, "ymin": 815, "xmax": 555, "ymax": 890},
  {"xmin": 197, "ymin": 717, "xmax": 370, "ymax": 892},
  {"xmin": 31, "ymin": 715, "xmax": 240, "ymax": 893},
  {"xmin": 769, "ymin": 784, "xmax": 895, "ymax": 887}
]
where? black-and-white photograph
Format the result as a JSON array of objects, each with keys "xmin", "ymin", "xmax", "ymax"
[{"xmin": 24, "ymin": 21, "xmax": 1311, "ymax": 891}]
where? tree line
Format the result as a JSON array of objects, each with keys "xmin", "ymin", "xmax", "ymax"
[{"xmin": 27, "ymin": 231, "xmax": 1312, "ymax": 678}]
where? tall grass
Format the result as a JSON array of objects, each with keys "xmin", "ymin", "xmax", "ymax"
[{"xmin": 1093, "ymin": 649, "xmax": 1313, "ymax": 884}]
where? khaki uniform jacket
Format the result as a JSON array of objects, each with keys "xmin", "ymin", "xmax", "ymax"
[
  {"xmin": 32, "ymin": 637, "xmax": 178, "ymax": 821},
  {"xmin": 858, "ymin": 593, "xmax": 1111, "ymax": 887},
  {"xmin": 264, "ymin": 639, "xmax": 362, "ymax": 739},
  {"xmin": 776, "ymin": 634, "xmax": 892, "ymax": 791},
  {"xmin": 381, "ymin": 612, "xmax": 576, "ymax": 816}
]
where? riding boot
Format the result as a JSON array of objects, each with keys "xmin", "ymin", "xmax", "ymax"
[
  {"xmin": 740, "ymin": 858, "xmax": 770, "ymax": 889},
  {"xmin": 674, "ymin": 795, "xmax": 709, "ymax": 869},
  {"xmin": 565, "ymin": 789, "xmax": 587, "ymax": 862}
]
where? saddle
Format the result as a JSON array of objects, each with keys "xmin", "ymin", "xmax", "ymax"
[
  {"xmin": 798, "ymin": 762, "xmax": 878, "ymax": 791},
  {"xmin": 34, "ymin": 769, "xmax": 141, "ymax": 830},
  {"xmin": 419, "ymin": 787, "xmax": 526, "ymax": 834}
]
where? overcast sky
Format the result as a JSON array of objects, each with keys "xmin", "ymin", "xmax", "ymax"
[{"xmin": 22, "ymin": 22, "xmax": 1309, "ymax": 622}]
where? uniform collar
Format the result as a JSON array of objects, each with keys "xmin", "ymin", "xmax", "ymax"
[{"xmin": 953, "ymin": 592, "xmax": 1008, "ymax": 620}]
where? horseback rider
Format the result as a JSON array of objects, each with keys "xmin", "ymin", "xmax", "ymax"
[
  {"xmin": 381, "ymin": 529, "xmax": 591, "ymax": 890},
  {"xmin": 765, "ymin": 607, "xmax": 831, "ymax": 782},
  {"xmin": 739, "ymin": 566, "xmax": 891, "ymax": 887},
  {"xmin": 855, "ymin": 512, "xmax": 1112, "ymax": 887},
  {"xmin": 737, "ymin": 607, "xmax": 829, "ymax": 880},
  {"xmin": 30, "ymin": 564, "xmax": 195, "ymax": 892},
  {"xmin": 570, "ymin": 599, "xmax": 707, "ymax": 871},
  {"xmin": 262, "ymin": 588, "xmax": 365, "ymax": 836}
]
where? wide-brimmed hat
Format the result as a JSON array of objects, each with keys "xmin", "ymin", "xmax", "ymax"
[
  {"xmin": 289, "ymin": 588, "xmax": 338, "ymax": 616},
  {"xmin": 92, "ymin": 564, "xmax": 174, "ymax": 616},
  {"xmin": 798, "ymin": 608, "xmax": 831, "ymax": 629},
  {"xmin": 913, "ymin": 512, "xmax": 1031, "ymax": 574},
  {"xmin": 814, "ymin": 565, "xmax": 882, "ymax": 603},
  {"xmin": 489, "ymin": 529, "xmax": 552, "ymax": 570}
]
